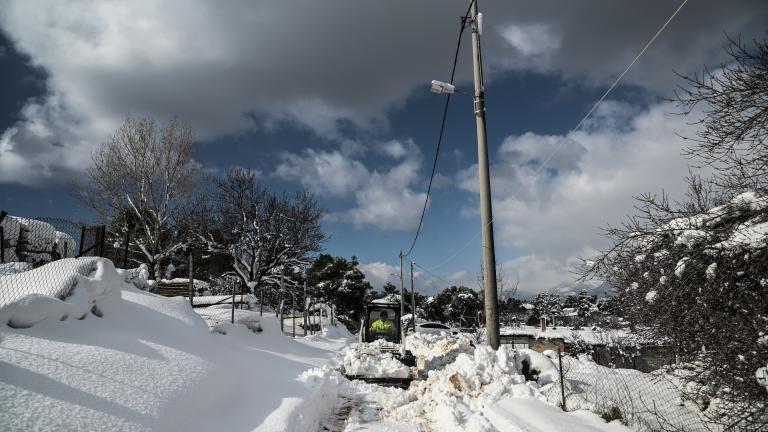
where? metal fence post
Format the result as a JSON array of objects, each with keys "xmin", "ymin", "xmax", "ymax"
[
  {"xmin": 78, "ymin": 226, "xmax": 86, "ymax": 256},
  {"xmin": 188, "ymin": 249, "xmax": 194, "ymax": 307},
  {"xmin": 98, "ymin": 225, "xmax": 106, "ymax": 256},
  {"xmin": 303, "ymin": 281, "xmax": 308, "ymax": 337},
  {"xmin": 292, "ymin": 292, "xmax": 296, "ymax": 338},
  {"xmin": 0, "ymin": 211, "xmax": 5, "ymax": 264},
  {"xmin": 558, "ymin": 348, "xmax": 567, "ymax": 411},
  {"xmin": 122, "ymin": 224, "xmax": 131, "ymax": 269},
  {"xmin": 231, "ymin": 279, "xmax": 236, "ymax": 324}
]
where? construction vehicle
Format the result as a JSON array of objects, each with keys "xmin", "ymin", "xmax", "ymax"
[{"xmin": 359, "ymin": 301, "xmax": 416, "ymax": 367}]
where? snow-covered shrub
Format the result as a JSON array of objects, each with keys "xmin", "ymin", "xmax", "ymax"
[{"xmin": 582, "ymin": 188, "xmax": 768, "ymax": 428}]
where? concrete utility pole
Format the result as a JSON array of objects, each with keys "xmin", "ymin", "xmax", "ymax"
[
  {"xmin": 470, "ymin": 0, "xmax": 500, "ymax": 350},
  {"xmin": 399, "ymin": 250, "xmax": 406, "ymax": 351},
  {"xmin": 399, "ymin": 250, "xmax": 405, "ymax": 318},
  {"xmin": 410, "ymin": 260, "xmax": 416, "ymax": 332}
]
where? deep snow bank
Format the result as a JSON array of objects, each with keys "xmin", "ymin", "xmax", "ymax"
[
  {"xmin": 387, "ymin": 346, "xmax": 557, "ymax": 431},
  {"xmin": 305, "ymin": 334, "xmax": 629, "ymax": 432},
  {"xmin": 0, "ymin": 258, "xmax": 351, "ymax": 432},
  {"xmin": 0, "ymin": 257, "xmax": 113, "ymax": 326}
]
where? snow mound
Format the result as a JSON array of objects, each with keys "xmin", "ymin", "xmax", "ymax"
[
  {"xmin": 406, "ymin": 332, "xmax": 475, "ymax": 376},
  {"xmin": 0, "ymin": 257, "xmax": 117, "ymax": 327},
  {"xmin": 338, "ymin": 342, "xmax": 411, "ymax": 378},
  {"xmin": 386, "ymin": 346, "xmax": 553, "ymax": 431}
]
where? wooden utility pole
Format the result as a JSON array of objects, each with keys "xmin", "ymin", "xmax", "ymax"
[{"xmin": 470, "ymin": 0, "xmax": 500, "ymax": 350}]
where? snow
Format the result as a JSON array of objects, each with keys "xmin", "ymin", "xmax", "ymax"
[
  {"xmin": 380, "ymin": 346, "xmax": 583, "ymax": 431},
  {"xmin": 645, "ymin": 290, "xmax": 658, "ymax": 303},
  {"xmin": 0, "ymin": 258, "xmax": 658, "ymax": 432},
  {"xmin": 191, "ymin": 294, "xmax": 257, "ymax": 307},
  {"xmin": 338, "ymin": 342, "xmax": 411, "ymax": 378},
  {"xmin": 0, "ymin": 258, "xmax": 354, "ymax": 432},
  {"xmin": 0, "ymin": 216, "xmax": 77, "ymax": 261},
  {"xmin": 757, "ymin": 365, "xmax": 768, "ymax": 391},
  {"xmin": 484, "ymin": 397, "xmax": 629, "ymax": 432},
  {"xmin": 0, "ymin": 262, "xmax": 33, "ymax": 276},
  {"xmin": 372, "ymin": 294, "xmax": 400, "ymax": 304},
  {"xmin": 158, "ymin": 278, "xmax": 210, "ymax": 289},
  {"xmin": 662, "ymin": 191, "xmax": 768, "ymax": 250},
  {"xmin": 500, "ymin": 325, "xmax": 637, "ymax": 346},
  {"xmin": 543, "ymin": 355, "xmax": 721, "ymax": 432},
  {"xmin": 705, "ymin": 262, "xmax": 717, "ymax": 279},
  {"xmin": 0, "ymin": 257, "xmax": 102, "ymax": 309},
  {"xmin": 674, "ymin": 257, "xmax": 689, "ymax": 277}
]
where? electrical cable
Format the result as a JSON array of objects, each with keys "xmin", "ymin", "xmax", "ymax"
[
  {"xmin": 419, "ymin": 0, "xmax": 689, "ymax": 271},
  {"xmin": 403, "ymin": 0, "xmax": 476, "ymax": 258}
]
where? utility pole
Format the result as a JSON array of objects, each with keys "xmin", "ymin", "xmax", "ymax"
[
  {"xmin": 470, "ymin": 0, "xmax": 500, "ymax": 350},
  {"xmin": 399, "ymin": 250, "xmax": 405, "ymax": 318},
  {"xmin": 410, "ymin": 260, "xmax": 416, "ymax": 332},
  {"xmin": 399, "ymin": 250, "xmax": 406, "ymax": 352}
]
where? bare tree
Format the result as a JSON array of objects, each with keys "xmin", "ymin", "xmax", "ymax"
[
  {"xmin": 675, "ymin": 36, "xmax": 768, "ymax": 194},
  {"xmin": 78, "ymin": 116, "xmax": 201, "ymax": 277},
  {"xmin": 477, "ymin": 263, "xmax": 517, "ymax": 298},
  {"xmin": 199, "ymin": 168, "xmax": 325, "ymax": 295}
]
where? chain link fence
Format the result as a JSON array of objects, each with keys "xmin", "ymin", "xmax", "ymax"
[
  {"xmin": 541, "ymin": 351, "xmax": 722, "ymax": 432},
  {"xmin": 0, "ymin": 211, "xmax": 108, "ymax": 312}
]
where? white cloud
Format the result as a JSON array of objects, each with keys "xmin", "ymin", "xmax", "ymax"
[
  {"xmin": 276, "ymin": 140, "xmax": 427, "ymax": 231},
  {"xmin": 275, "ymin": 149, "xmax": 369, "ymax": 197},
  {"xmin": 458, "ymin": 101, "xmax": 703, "ymax": 293},
  {"xmin": 498, "ymin": 23, "xmax": 560, "ymax": 71},
  {"xmin": 359, "ymin": 262, "xmax": 400, "ymax": 291},
  {"xmin": 0, "ymin": 0, "xmax": 762, "ymax": 185}
]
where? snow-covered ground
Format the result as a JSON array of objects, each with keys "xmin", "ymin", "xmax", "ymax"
[
  {"xmin": 0, "ymin": 258, "xmax": 351, "ymax": 431},
  {"xmin": 1, "ymin": 257, "xmax": 672, "ymax": 432},
  {"xmin": 321, "ymin": 332, "xmax": 631, "ymax": 431},
  {"xmin": 500, "ymin": 325, "xmax": 635, "ymax": 345},
  {"xmin": 539, "ymin": 354, "xmax": 722, "ymax": 432}
]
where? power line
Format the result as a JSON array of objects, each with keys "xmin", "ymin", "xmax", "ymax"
[
  {"xmin": 413, "ymin": 261, "xmax": 460, "ymax": 289},
  {"xmin": 403, "ymin": 0, "xmax": 475, "ymax": 258},
  {"xmin": 419, "ymin": 0, "xmax": 689, "ymax": 271}
]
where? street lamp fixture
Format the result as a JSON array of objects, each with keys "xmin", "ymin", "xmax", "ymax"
[
  {"xmin": 430, "ymin": 80, "xmax": 474, "ymax": 97},
  {"xmin": 430, "ymin": 80, "xmax": 455, "ymax": 94}
]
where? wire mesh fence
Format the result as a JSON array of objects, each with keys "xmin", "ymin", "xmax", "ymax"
[
  {"xmin": 541, "ymin": 351, "xmax": 722, "ymax": 432},
  {"xmin": 0, "ymin": 211, "xmax": 110, "ymax": 313}
]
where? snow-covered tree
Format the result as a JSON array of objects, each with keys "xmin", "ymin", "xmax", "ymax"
[
  {"xmin": 423, "ymin": 285, "xmax": 481, "ymax": 327},
  {"xmin": 307, "ymin": 254, "xmax": 371, "ymax": 330},
  {"xmin": 78, "ymin": 116, "xmax": 201, "ymax": 278},
  {"xmin": 581, "ymin": 36, "xmax": 768, "ymax": 430},
  {"xmin": 200, "ymin": 168, "xmax": 325, "ymax": 294},
  {"xmin": 532, "ymin": 292, "xmax": 562, "ymax": 325},
  {"xmin": 563, "ymin": 289, "xmax": 597, "ymax": 325}
]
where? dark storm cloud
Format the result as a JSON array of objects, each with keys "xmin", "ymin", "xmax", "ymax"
[{"xmin": 0, "ymin": 0, "xmax": 764, "ymax": 184}]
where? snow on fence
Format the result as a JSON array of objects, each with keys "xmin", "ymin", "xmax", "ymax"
[
  {"xmin": 541, "ymin": 351, "xmax": 722, "ymax": 432},
  {"xmin": 0, "ymin": 211, "xmax": 108, "ymax": 312}
]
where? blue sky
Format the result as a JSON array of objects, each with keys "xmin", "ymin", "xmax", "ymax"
[{"xmin": 1, "ymin": 0, "xmax": 766, "ymax": 295}]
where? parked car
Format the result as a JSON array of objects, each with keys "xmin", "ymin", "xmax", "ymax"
[{"xmin": 412, "ymin": 322, "xmax": 459, "ymax": 336}]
